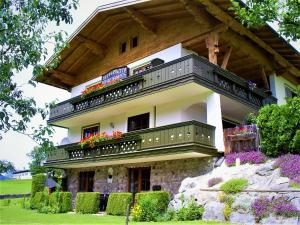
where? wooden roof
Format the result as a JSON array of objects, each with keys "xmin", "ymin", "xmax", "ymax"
[{"xmin": 36, "ymin": 0, "xmax": 300, "ymax": 90}]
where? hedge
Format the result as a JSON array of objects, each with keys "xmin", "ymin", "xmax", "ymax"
[
  {"xmin": 49, "ymin": 192, "xmax": 72, "ymax": 213},
  {"xmin": 136, "ymin": 191, "xmax": 169, "ymax": 212},
  {"xmin": 30, "ymin": 191, "xmax": 49, "ymax": 209},
  {"xmin": 75, "ymin": 192, "xmax": 100, "ymax": 214},
  {"xmin": 31, "ymin": 174, "xmax": 46, "ymax": 197},
  {"xmin": 106, "ymin": 192, "xmax": 132, "ymax": 216}
]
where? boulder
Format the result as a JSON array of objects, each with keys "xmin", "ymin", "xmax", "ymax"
[
  {"xmin": 232, "ymin": 194, "xmax": 253, "ymax": 213},
  {"xmin": 202, "ymin": 201, "xmax": 225, "ymax": 222},
  {"xmin": 229, "ymin": 212, "xmax": 255, "ymax": 225},
  {"xmin": 260, "ymin": 215, "xmax": 299, "ymax": 225},
  {"xmin": 255, "ymin": 164, "xmax": 274, "ymax": 176}
]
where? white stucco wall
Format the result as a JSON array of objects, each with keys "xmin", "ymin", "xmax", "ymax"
[
  {"xmin": 269, "ymin": 75, "xmax": 297, "ymax": 105},
  {"xmin": 70, "ymin": 44, "xmax": 195, "ymax": 97}
]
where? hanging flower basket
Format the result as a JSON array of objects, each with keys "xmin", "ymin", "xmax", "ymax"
[{"xmin": 79, "ymin": 131, "xmax": 123, "ymax": 148}]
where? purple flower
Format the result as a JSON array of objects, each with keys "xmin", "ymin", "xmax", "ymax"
[
  {"xmin": 252, "ymin": 197, "xmax": 272, "ymax": 219},
  {"xmin": 208, "ymin": 177, "xmax": 223, "ymax": 187},
  {"xmin": 272, "ymin": 196, "xmax": 299, "ymax": 217},
  {"xmin": 274, "ymin": 154, "xmax": 300, "ymax": 184},
  {"xmin": 225, "ymin": 151, "xmax": 266, "ymax": 166}
]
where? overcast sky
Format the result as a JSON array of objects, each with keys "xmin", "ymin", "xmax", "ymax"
[{"xmin": 0, "ymin": 0, "xmax": 299, "ymax": 170}]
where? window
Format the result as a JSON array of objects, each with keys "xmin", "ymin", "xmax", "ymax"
[
  {"xmin": 79, "ymin": 171, "xmax": 95, "ymax": 192},
  {"xmin": 82, "ymin": 124, "xmax": 99, "ymax": 138},
  {"xmin": 131, "ymin": 36, "xmax": 138, "ymax": 48},
  {"xmin": 128, "ymin": 167, "xmax": 151, "ymax": 193},
  {"xmin": 128, "ymin": 113, "xmax": 150, "ymax": 132},
  {"xmin": 285, "ymin": 86, "xmax": 296, "ymax": 99},
  {"xmin": 120, "ymin": 41, "xmax": 127, "ymax": 54}
]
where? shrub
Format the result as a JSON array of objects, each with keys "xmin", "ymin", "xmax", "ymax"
[
  {"xmin": 245, "ymin": 112, "xmax": 257, "ymax": 125},
  {"xmin": 135, "ymin": 191, "xmax": 169, "ymax": 213},
  {"xmin": 218, "ymin": 193, "xmax": 234, "ymax": 206},
  {"xmin": 1, "ymin": 199, "xmax": 10, "ymax": 206},
  {"xmin": 208, "ymin": 177, "xmax": 223, "ymax": 187},
  {"xmin": 131, "ymin": 195, "xmax": 159, "ymax": 222},
  {"xmin": 31, "ymin": 174, "xmax": 46, "ymax": 197},
  {"xmin": 20, "ymin": 197, "xmax": 31, "ymax": 209},
  {"xmin": 131, "ymin": 204, "xmax": 142, "ymax": 221},
  {"xmin": 156, "ymin": 209, "xmax": 176, "ymax": 222},
  {"xmin": 257, "ymin": 93, "xmax": 300, "ymax": 156},
  {"xmin": 75, "ymin": 192, "xmax": 100, "ymax": 214},
  {"xmin": 223, "ymin": 203, "xmax": 232, "ymax": 220},
  {"xmin": 30, "ymin": 190, "xmax": 49, "ymax": 209},
  {"xmin": 106, "ymin": 192, "xmax": 132, "ymax": 216},
  {"xmin": 274, "ymin": 154, "xmax": 300, "ymax": 185},
  {"xmin": 220, "ymin": 178, "xmax": 248, "ymax": 194},
  {"xmin": 225, "ymin": 151, "xmax": 266, "ymax": 166},
  {"xmin": 49, "ymin": 192, "xmax": 72, "ymax": 213},
  {"xmin": 176, "ymin": 199, "xmax": 204, "ymax": 221},
  {"xmin": 252, "ymin": 196, "xmax": 300, "ymax": 221}
]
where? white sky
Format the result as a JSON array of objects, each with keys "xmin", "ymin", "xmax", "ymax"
[{"xmin": 0, "ymin": 0, "xmax": 299, "ymax": 170}]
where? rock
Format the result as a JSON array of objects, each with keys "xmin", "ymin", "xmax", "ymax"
[
  {"xmin": 229, "ymin": 212, "xmax": 256, "ymax": 225},
  {"xmin": 255, "ymin": 164, "xmax": 274, "ymax": 176},
  {"xmin": 232, "ymin": 194, "xmax": 253, "ymax": 213},
  {"xmin": 260, "ymin": 215, "xmax": 299, "ymax": 225},
  {"xmin": 202, "ymin": 201, "xmax": 225, "ymax": 222},
  {"xmin": 291, "ymin": 198, "xmax": 300, "ymax": 211}
]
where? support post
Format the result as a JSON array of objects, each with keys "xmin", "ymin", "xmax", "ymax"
[{"xmin": 206, "ymin": 32, "xmax": 219, "ymax": 65}]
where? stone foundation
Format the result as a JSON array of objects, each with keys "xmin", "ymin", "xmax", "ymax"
[{"xmin": 67, "ymin": 157, "xmax": 214, "ymax": 199}]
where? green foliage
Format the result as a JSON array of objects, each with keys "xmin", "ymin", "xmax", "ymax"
[
  {"xmin": 223, "ymin": 204, "xmax": 232, "ymax": 221},
  {"xmin": 176, "ymin": 200, "xmax": 204, "ymax": 221},
  {"xmin": 156, "ymin": 209, "xmax": 176, "ymax": 222},
  {"xmin": 27, "ymin": 146, "xmax": 54, "ymax": 175},
  {"xmin": 230, "ymin": 0, "xmax": 300, "ymax": 41},
  {"xmin": 75, "ymin": 192, "xmax": 100, "ymax": 214},
  {"xmin": 31, "ymin": 174, "xmax": 46, "ymax": 197},
  {"xmin": 106, "ymin": 192, "xmax": 132, "ymax": 216},
  {"xmin": 49, "ymin": 192, "xmax": 72, "ymax": 213},
  {"xmin": 257, "ymin": 93, "xmax": 300, "ymax": 156},
  {"xmin": 218, "ymin": 193, "xmax": 235, "ymax": 206},
  {"xmin": 30, "ymin": 190, "xmax": 49, "ymax": 209},
  {"xmin": 136, "ymin": 191, "xmax": 170, "ymax": 213},
  {"xmin": 20, "ymin": 197, "xmax": 31, "ymax": 209},
  {"xmin": 0, "ymin": 0, "xmax": 77, "ymax": 144},
  {"xmin": 221, "ymin": 179, "xmax": 248, "ymax": 194},
  {"xmin": 1, "ymin": 199, "xmax": 11, "ymax": 206},
  {"xmin": 131, "ymin": 195, "xmax": 159, "ymax": 222},
  {"xmin": 0, "ymin": 160, "xmax": 15, "ymax": 173},
  {"xmin": 290, "ymin": 182, "xmax": 300, "ymax": 189},
  {"xmin": 245, "ymin": 112, "xmax": 257, "ymax": 125}
]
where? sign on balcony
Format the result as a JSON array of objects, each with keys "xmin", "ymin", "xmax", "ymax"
[{"xmin": 102, "ymin": 66, "xmax": 129, "ymax": 85}]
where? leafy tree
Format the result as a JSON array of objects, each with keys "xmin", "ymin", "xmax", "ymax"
[
  {"xmin": 231, "ymin": 0, "xmax": 300, "ymax": 41},
  {"xmin": 257, "ymin": 87, "xmax": 300, "ymax": 156},
  {"xmin": 0, "ymin": 160, "xmax": 15, "ymax": 173},
  {"xmin": 0, "ymin": 0, "xmax": 78, "ymax": 144}
]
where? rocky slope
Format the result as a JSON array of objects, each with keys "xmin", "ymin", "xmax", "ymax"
[{"xmin": 170, "ymin": 160, "xmax": 300, "ymax": 225}]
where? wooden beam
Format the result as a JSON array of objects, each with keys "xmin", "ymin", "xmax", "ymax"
[
  {"xmin": 195, "ymin": 0, "xmax": 300, "ymax": 78},
  {"xmin": 75, "ymin": 35, "xmax": 106, "ymax": 56},
  {"xmin": 260, "ymin": 66, "xmax": 270, "ymax": 90},
  {"xmin": 182, "ymin": 24, "xmax": 226, "ymax": 48},
  {"xmin": 221, "ymin": 46, "xmax": 232, "ymax": 69},
  {"xmin": 222, "ymin": 30, "xmax": 273, "ymax": 71},
  {"xmin": 124, "ymin": 7, "xmax": 156, "ymax": 33},
  {"xmin": 51, "ymin": 70, "xmax": 76, "ymax": 86},
  {"xmin": 206, "ymin": 32, "xmax": 219, "ymax": 64},
  {"xmin": 179, "ymin": 0, "xmax": 217, "ymax": 27}
]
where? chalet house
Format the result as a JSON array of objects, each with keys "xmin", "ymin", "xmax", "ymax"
[{"xmin": 38, "ymin": 0, "xmax": 299, "ymax": 200}]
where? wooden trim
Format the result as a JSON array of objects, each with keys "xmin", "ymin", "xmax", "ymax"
[
  {"xmin": 81, "ymin": 123, "xmax": 100, "ymax": 139},
  {"xmin": 138, "ymin": 169, "xmax": 142, "ymax": 192},
  {"xmin": 51, "ymin": 70, "xmax": 76, "ymax": 86},
  {"xmin": 196, "ymin": 0, "xmax": 300, "ymax": 77},
  {"xmin": 221, "ymin": 46, "xmax": 232, "ymax": 69},
  {"xmin": 260, "ymin": 66, "xmax": 270, "ymax": 89},
  {"xmin": 124, "ymin": 7, "xmax": 156, "ymax": 33},
  {"xmin": 206, "ymin": 32, "xmax": 219, "ymax": 64},
  {"xmin": 75, "ymin": 35, "xmax": 106, "ymax": 56}
]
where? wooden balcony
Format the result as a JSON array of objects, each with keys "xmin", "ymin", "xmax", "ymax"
[
  {"xmin": 48, "ymin": 55, "xmax": 277, "ymax": 123},
  {"xmin": 45, "ymin": 121, "xmax": 219, "ymax": 168}
]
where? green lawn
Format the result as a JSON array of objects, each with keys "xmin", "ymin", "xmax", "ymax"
[
  {"xmin": 0, "ymin": 201, "xmax": 229, "ymax": 225},
  {"xmin": 0, "ymin": 179, "xmax": 32, "ymax": 195}
]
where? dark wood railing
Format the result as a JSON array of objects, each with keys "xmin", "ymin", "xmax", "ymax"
[
  {"xmin": 48, "ymin": 55, "xmax": 277, "ymax": 122},
  {"xmin": 46, "ymin": 121, "xmax": 216, "ymax": 163}
]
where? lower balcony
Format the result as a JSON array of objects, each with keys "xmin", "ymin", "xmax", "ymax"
[{"xmin": 45, "ymin": 121, "xmax": 219, "ymax": 168}]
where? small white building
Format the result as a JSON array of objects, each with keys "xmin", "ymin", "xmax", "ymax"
[{"xmin": 12, "ymin": 170, "xmax": 32, "ymax": 180}]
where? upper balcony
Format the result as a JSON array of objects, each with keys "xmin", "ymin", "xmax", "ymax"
[
  {"xmin": 45, "ymin": 120, "xmax": 218, "ymax": 168},
  {"xmin": 48, "ymin": 54, "xmax": 276, "ymax": 124}
]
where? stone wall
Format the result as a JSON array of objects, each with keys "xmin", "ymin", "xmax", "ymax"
[{"xmin": 67, "ymin": 157, "xmax": 213, "ymax": 199}]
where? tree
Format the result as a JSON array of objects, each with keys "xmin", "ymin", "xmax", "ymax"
[
  {"xmin": 231, "ymin": 0, "xmax": 300, "ymax": 41},
  {"xmin": 0, "ymin": 160, "xmax": 15, "ymax": 173},
  {"xmin": 0, "ymin": 0, "xmax": 78, "ymax": 144}
]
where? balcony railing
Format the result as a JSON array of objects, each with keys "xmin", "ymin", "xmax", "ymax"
[
  {"xmin": 48, "ymin": 55, "xmax": 277, "ymax": 123},
  {"xmin": 45, "ymin": 121, "xmax": 217, "ymax": 165}
]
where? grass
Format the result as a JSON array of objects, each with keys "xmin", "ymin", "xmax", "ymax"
[
  {"xmin": 0, "ymin": 199, "xmax": 229, "ymax": 225},
  {"xmin": 0, "ymin": 179, "xmax": 32, "ymax": 195}
]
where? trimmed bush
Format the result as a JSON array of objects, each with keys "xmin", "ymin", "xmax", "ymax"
[
  {"xmin": 221, "ymin": 178, "xmax": 248, "ymax": 194},
  {"xmin": 31, "ymin": 173, "xmax": 46, "ymax": 197},
  {"xmin": 176, "ymin": 200, "xmax": 204, "ymax": 221},
  {"xmin": 30, "ymin": 190, "xmax": 49, "ymax": 209},
  {"xmin": 75, "ymin": 192, "xmax": 100, "ymax": 214},
  {"xmin": 106, "ymin": 192, "xmax": 132, "ymax": 216},
  {"xmin": 132, "ymin": 195, "xmax": 159, "ymax": 221},
  {"xmin": 136, "ymin": 191, "xmax": 169, "ymax": 213},
  {"xmin": 49, "ymin": 192, "xmax": 72, "ymax": 213}
]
